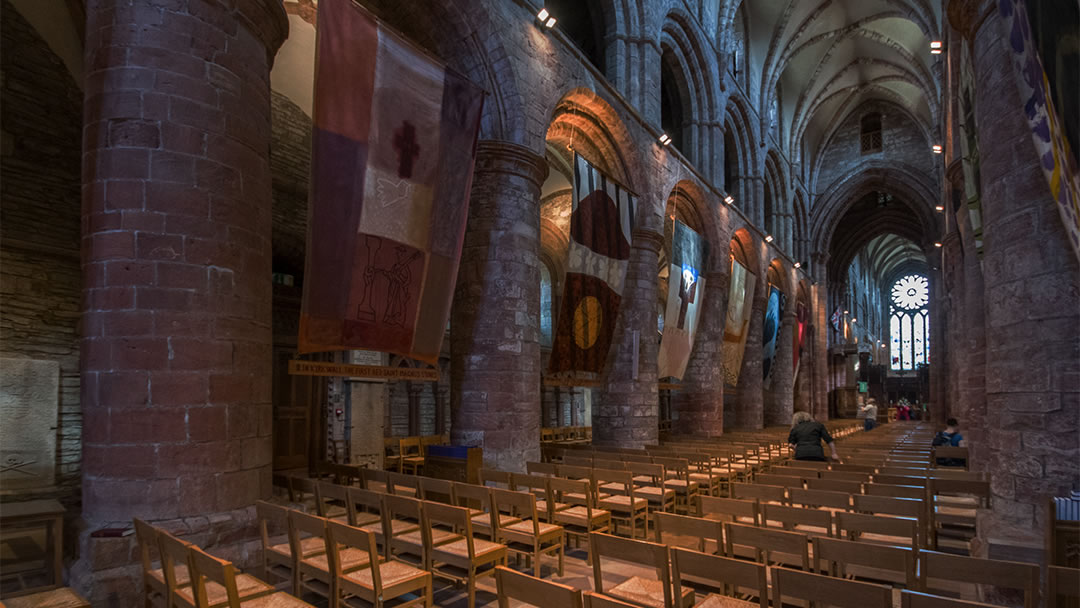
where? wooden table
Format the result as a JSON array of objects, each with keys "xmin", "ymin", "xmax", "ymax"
[{"xmin": 0, "ymin": 499, "xmax": 65, "ymax": 595}]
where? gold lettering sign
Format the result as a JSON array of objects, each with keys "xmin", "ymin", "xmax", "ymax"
[{"xmin": 288, "ymin": 360, "xmax": 438, "ymax": 381}]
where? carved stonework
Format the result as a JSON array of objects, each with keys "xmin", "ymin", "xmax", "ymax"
[
  {"xmin": 0, "ymin": 358, "xmax": 58, "ymax": 491},
  {"xmin": 947, "ymin": 0, "xmax": 996, "ymax": 41}
]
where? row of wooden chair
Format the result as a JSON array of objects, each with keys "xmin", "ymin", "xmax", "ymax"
[
  {"xmin": 541, "ymin": 426, "xmax": 592, "ymax": 444},
  {"xmin": 133, "ymin": 518, "xmax": 313, "ymax": 608},
  {"xmin": 383, "ymin": 435, "xmax": 447, "ymax": 474}
]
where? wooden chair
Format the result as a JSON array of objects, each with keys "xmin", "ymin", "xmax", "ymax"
[
  {"xmin": 920, "ymin": 550, "xmax": 1039, "ymax": 608},
  {"xmin": 807, "ymin": 478, "xmax": 864, "ymax": 494},
  {"xmin": 755, "ymin": 473, "xmax": 805, "ymax": 489},
  {"xmin": 479, "ymin": 468, "xmax": 513, "ymax": 489},
  {"xmin": 788, "ymin": 487, "xmax": 852, "ymax": 512},
  {"xmin": 813, "ymin": 535, "xmax": 917, "ymax": 589},
  {"xmin": 0, "ymin": 588, "xmax": 91, "ymax": 608},
  {"xmin": 326, "ymin": 521, "xmax": 431, "ymax": 608},
  {"xmin": 628, "ymin": 462, "xmax": 677, "ymax": 514},
  {"xmin": 835, "ymin": 511, "xmax": 919, "ymax": 549},
  {"xmin": 527, "ymin": 461, "xmax": 557, "ymax": 477},
  {"xmin": 821, "ymin": 470, "xmax": 873, "ymax": 483},
  {"xmin": 290, "ymin": 510, "xmax": 368, "ymax": 602},
  {"xmin": 653, "ymin": 457, "xmax": 700, "ymax": 515},
  {"xmin": 698, "ymin": 496, "xmax": 760, "ymax": 526},
  {"xmin": 135, "ymin": 518, "xmax": 189, "ymax": 607},
  {"xmin": 400, "ymin": 437, "xmax": 424, "ymax": 475},
  {"xmin": 771, "ymin": 566, "xmax": 892, "ymax": 608},
  {"xmin": 550, "ymin": 476, "xmax": 611, "ymax": 564},
  {"xmin": 345, "ymin": 486, "xmax": 387, "ymax": 533},
  {"xmin": 425, "ymin": 501, "xmax": 508, "ymax": 608},
  {"xmin": 1049, "ymin": 565, "xmax": 1080, "ymax": 607},
  {"xmin": 874, "ymin": 474, "xmax": 929, "ymax": 487},
  {"xmin": 866, "ymin": 482, "xmax": 926, "ymax": 500},
  {"xmin": 853, "ymin": 494, "xmax": 927, "ymax": 547},
  {"xmin": 187, "ymin": 544, "xmax": 308, "ymax": 608},
  {"xmin": 931, "ymin": 446, "xmax": 968, "ymax": 470},
  {"xmin": 252, "ymin": 502, "xmax": 295, "ymax": 592},
  {"xmin": 722, "ymin": 522, "xmax": 809, "ymax": 571},
  {"xmin": 511, "ymin": 473, "xmax": 554, "ymax": 510},
  {"xmin": 927, "ymin": 478, "xmax": 989, "ymax": 551},
  {"xmin": 384, "ymin": 437, "xmax": 402, "ymax": 473},
  {"xmin": 590, "ymin": 532, "xmax": 693, "ymax": 608},
  {"xmin": 388, "ymin": 471, "xmax": 420, "ymax": 497},
  {"xmin": 158, "ymin": 532, "xmax": 201, "ymax": 608},
  {"xmin": 494, "ymin": 566, "xmax": 583, "ymax": 608},
  {"xmin": 384, "ymin": 494, "xmax": 458, "ymax": 568},
  {"xmin": 289, "ymin": 477, "xmax": 318, "ymax": 504},
  {"xmin": 652, "ymin": 512, "xmax": 723, "ymax": 554},
  {"xmin": 584, "ymin": 592, "xmax": 643, "ymax": 608},
  {"xmin": 417, "ymin": 476, "xmax": 456, "ymax": 505},
  {"xmin": 360, "ymin": 468, "xmax": 390, "ymax": 494},
  {"xmin": 761, "ymin": 503, "xmax": 833, "ymax": 537},
  {"xmin": 670, "ymin": 547, "xmax": 767, "ymax": 608},
  {"xmin": 899, "ymin": 590, "xmax": 1000, "ymax": 608},
  {"xmin": 683, "ymin": 453, "xmax": 723, "ymax": 497},
  {"xmin": 595, "ymin": 469, "xmax": 649, "ymax": 539},
  {"xmin": 731, "ymin": 483, "xmax": 785, "ymax": 505},
  {"xmin": 491, "ymin": 488, "xmax": 565, "ymax": 577},
  {"xmin": 315, "ymin": 482, "xmax": 350, "ymax": 523}
]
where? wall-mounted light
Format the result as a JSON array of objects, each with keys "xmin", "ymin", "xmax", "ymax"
[
  {"xmin": 536, "ymin": 8, "xmax": 556, "ymax": 28},
  {"xmin": 931, "ymin": 144, "xmax": 942, "ymax": 154},
  {"xmin": 794, "ymin": 262, "xmax": 802, "ymax": 269},
  {"xmin": 935, "ymin": 205, "xmax": 945, "ymax": 212},
  {"xmin": 930, "ymin": 41, "xmax": 943, "ymax": 55},
  {"xmin": 843, "ymin": 310, "xmax": 849, "ymax": 314},
  {"xmin": 658, "ymin": 133, "xmax": 672, "ymax": 146},
  {"xmin": 724, "ymin": 194, "xmax": 735, "ymax": 205},
  {"xmin": 934, "ymin": 242, "xmax": 943, "ymax": 248},
  {"xmin": 765, "ymin": 234, "xmax": 774, "ymax": 243},
  {"xmin": 851, "ymin": 318, "xmax": 857, "ymax": 323}
]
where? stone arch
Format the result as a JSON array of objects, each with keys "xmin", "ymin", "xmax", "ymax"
[
  {"xmin": 766, "ymin": 257, "xmax": 792, "ymax": 298},
  {"xmin": 724, "ymin": 93, "xmax": 760, "ymax": 215},
  {"xmin": 763, "ymin": 150, "xmax": 787, "ymax": 240},
  {"xmin": 545, "ymin": 88, "xmax": 639, "ymax": 189},
  {"xmin": 728, "ymin": 227, "xmax": 759, "ymax": 277},
  {"xmin": 659, "ymin": 8, "xmax": 723, "ymax": 173}
]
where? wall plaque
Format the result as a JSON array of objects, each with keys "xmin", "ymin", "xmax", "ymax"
[{"xmin": 0, "ymin": 358, "xmax": 59, "ymax": 491}]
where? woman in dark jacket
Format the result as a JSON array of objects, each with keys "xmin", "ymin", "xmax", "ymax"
[{"xmin": 787, "ymin": 411, "xmax": 842, "ymax": 462}]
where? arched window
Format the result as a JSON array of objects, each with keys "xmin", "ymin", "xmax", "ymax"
[
  {"xmin": 889, "ymin": 274, "xmax": 929, "ymax": 371},
  {"xmin": 546, "ymin": 0, "xmax": 607, "ymax": 73},
  {"xmin": 540, "ymin": 263, "xmax": 554, "ymax": 347},
  {"xmin": 660, "ymin": 49, "xmax": 686, "ymax": 151},
  {"xmin": 861, "ymin": 112, "xmax": 882, "ymax": 153}
]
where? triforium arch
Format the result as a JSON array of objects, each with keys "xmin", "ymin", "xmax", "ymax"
[
  {"xmin": 763, "ymin": 149, "xmax": 787, "ymax": 247},
  {"xmin": 723, "ymin": 94, "xmax": 760, "ymax": 218},
  {"xmin": 545, "ymin": 88, "xmax": 639, "ymax": 189}
]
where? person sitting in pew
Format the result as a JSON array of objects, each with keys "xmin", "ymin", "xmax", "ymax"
[{"xmin": 788, "ymin": 412, "xmax": 842, "ymax": 463}]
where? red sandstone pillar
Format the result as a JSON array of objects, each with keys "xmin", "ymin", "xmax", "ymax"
[
  {"xmin": 811, "ymin": 254, "xmax": 830, "ymax": 421},
  {"xmin": 765, "ymin": 308, "xmax": 795, "ymax": 426},
  {"xmin": 450, "ymin": 141, "xmax": 546, "ymax": 471},
  {"xmin": 80, "ymin": 0, "xmax": 287, "ymax": 524},
  {"xmin": 593, "ymin": 229, "xmax": 663, "ymax": 447},
  {"xmin": 735, "ymin": 285, "xmax": 766, "ymax": 429},
  {"xmin": 676, "ymin": 269, "xmax": 730, "ymax": 436}
]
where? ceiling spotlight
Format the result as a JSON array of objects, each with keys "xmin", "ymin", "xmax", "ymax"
[
  {"xmin": 659, "ymin": 133, "xmax": 671, "ymax": 146},
  {"xmin": 843, "ymin": 310, "xmax": 849, "ymax": 314},
  {"xmin": 935, "ymin": 205, "xmax": 945, "ymax": 212},
  {"xmin": 536, "ymin": 8, "xmax": 556, "ymax": 27},
  {"xmin": 932, "ymin": 144, "xmax": 943, "ymax": 154},
  {"xmin": 930, "ymin": 40, "xmax": 943, "ymax": 54},
  {"xmin": 765, "ymin": 235, "xmax": 774, "ymax": 243},
  {"xmin": 724, "ymin": 194, "xmax": 735, "ymax": 205},
  {"xmin": 851, "ymin": 318, "xmax": 857, "ymax": 323},
  {"xmin": 794, "ymin": 262, "xmax": 801, "ymax": 269},
  {"xmin": 934, "ymin": 242, "xmax": 943, "ymax": 248},
  {"xmin": 546, "ymin": 16, "xmax": 557, "ymax": 27}
]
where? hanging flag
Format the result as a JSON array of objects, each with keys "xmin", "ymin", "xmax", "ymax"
[
  {"xmin": 548, "ymin": 153, "xmax": 637, "ymax": 374},
  {"xmin": 721, "ymin": 259, "xmax": 756, "ymax": 386},
  {"xmin": 298, "ymin": 0, "xmax": 484, "ymax": 364},
  {"xmin": 658, "ymin": 221, "xmax": 709, "ymax": 380},
  {"xmin": 793, "ymin": 300, "xmax": 808, "ymax": 378},
  {"xmin": 762, "ymin": 285, "xmax": 786, "ymax": 382},
  {"xmin": 830, "ymin": 306, "xmax": 842, "ymax": 332}
]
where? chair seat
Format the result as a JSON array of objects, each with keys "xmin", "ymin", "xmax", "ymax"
[
  {"xmin": 472, "ymin": 513, "xmax": 521, "ymax": 530},
  {"xmin": 352, "ymin": 511, "xmax": 382, "ymax": 527},
  {"xmin": 149, "ymin": 563, "xmax": 191, "ymax": 588},
  {"xmin": 608, "ymin": 575, "xmax": 693, "ymax": 608},
  {"xmin": 555, "ymin": 506, "xmax": 610, "ymax": 526},
  {"xmin": 600, "ymin": 482, "xmax": 627, "ymax": 494},
  {"xmin": 665, "ymin": 480, "xmax": 700, "ymax": 493},
  {"xmin": 270, "ymin": 536, "xmax": 325, "ymax": 559},
  {"xmin": 362, "ymin": 518, "xmax": 419, "ymax": 538},
  {"xmin": 177, "ymin": 573, "xmax": 273, "ymax": 607},
  {"xmin": 241, "ymin": 591, "xmax": 316, "ymax": 608},
  {"xmin": 632, "ymin": 476, "xmax": 656, "ymax": 485},
  {"xmin": 395, "ymin": 527, "xmax": 463, "ymax": 548},
  {"xmin": 302, "ymin": 547, "xmax": 372, "ymax": 573},
  {"xmin": 2, "ymin": 587, "xmax": 91, "ymax": 608},
  {"xmin": 343, "ymin": 559, "xmax": 429, "ymax": 590},
  {"xmin": 696, "ymin": 593, "xmax": 760, "ymax": 608},
  {"xmin": 536, "ymin": 500, "xmax": 569, "ymax": 516},
  {"xmin": 503, "ymin": 520, "xmax": 563, "ymax": 537},
  {"xmin": 431, "ymin": 537, "xmax": 506, "ymax": 563},
  {"xmin": 636, "ymin": 486, "xmax": 675, "ymax": 500},
  {"xmin": 599, "ymin": 495, "xmax": 648, "ymax": 511}
]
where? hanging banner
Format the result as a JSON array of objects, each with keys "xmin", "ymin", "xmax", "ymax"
[
  {"xmin": 298, "ymin": 0, "xmax": 485, "ymax": 364},
  {"xmin": 793, "ymin": 300, "xmax": 807, "ymax": 379},
  {"xmin": 549, "ymin": 153, "xmax": 637, "ymax": 374},
  {"xmin": 1001, "ymin": 0, "xmax": 1080, "ymax": 260},
  {"xmin": 658, "ymin": 221, "xmax": 709, "ymax": 380},
  {"xmin": 721, "ymin": 260, "xmax": 755, "ymax": 386},
  {"xmin": 762, "ymin": 285, "xmax": 786, "ymax": 382}
]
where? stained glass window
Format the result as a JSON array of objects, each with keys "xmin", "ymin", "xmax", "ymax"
[{"xmin": 889, "ymin": 274, "xmax": 930, "ymax": 371}]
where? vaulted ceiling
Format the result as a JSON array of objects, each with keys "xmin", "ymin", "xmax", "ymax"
[{"xmin": 741, "ymin": 0, "xmax": 942, "ymax": 165}]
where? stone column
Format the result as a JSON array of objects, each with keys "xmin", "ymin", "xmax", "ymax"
[
  {"xmin": 676, "ymin": 269, "xmax": 730, "ymax": 435},
  {"xmin": 751, "ymin": 175, "xmax": 766, "ymax": 227},
  {"xmin": 450, "ymin": 141, "xmax": 546, "ymax": 472},
  {"xmin": 811, "ymin": 254, "xmax": 830, "ymax": 420},
  {"xmin": 80, "ymin": 0, "xmax": 286, "ymax": 524},
  {"xmin": 594, "ymin": 229, "xmax": 663, "ymax": 447},
  {"xmin": 735, "ymin": 282, "xmax": 766, "ymax": 429},
  {"xmin": 765, "ymin": 308, "xmax": 795, "ymax": 426},
  {"xmin": 952, "ymin": 0, "xmax": 1080, "ymax": 564}
]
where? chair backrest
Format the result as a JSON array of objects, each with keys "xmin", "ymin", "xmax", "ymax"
[
  {"xmin": 723, "ymin": 522, "xmax": 809, "ymax": 570},
  {"xmin": 157, "ymin": 532, "xmax": 192, "ymax": 597},
  {"xmin": 315, "ymin": 481, "xmax": 349, "ymax": 517},
  {"xmin": 921, "ymin": 551, "xmax": 1039, "ymax": 608},
  {"xmin": 289, "ymin": 510, "xmax": 330, "ymax": 558},
  {"xmin": 835, "ymin": 511, "xmax": 918, "ymax": 548},
  {"xmin": 453, "ymin": 480, "xmax": 493, "ymax": 511},
  {"xmin": 755, "ymin": 473, "xmax": 805, "ymax": 488},
  {"xmin": 418, "ymin": 476, "xmax": 455, "ymax": 504},
  {"xmin": 423, "ymin": 501, "xmax": 476, "ymax": 555},
  {"xmin": 550, "ymin": 476, "xmax": 595, "ymax": 511},
  {"xmin": 510, "ymin": 474, "xmax": 551, "ymax": 505},
  {"xmin": 865, "ymin": 483, "xmax": 926, "ymax": 500},
  {"xmin": 290, "ymin": 476, "xmax": 317, "ymax": 501},
  {"xmin": 1049, "ymin": 565, "xmax": 1080, "ymax": 602},
  {"xmin": 559, "ymin": 464, "xmax": 594, "ymax": 480},
  {"xmin": 762, "ymin": 503, "xmax": 833, "ymax": 536},
  {"xmin": 813, "ymin": 535, "xmax": 917, "ymax": 588},
  {"xmin": 670, "ymin": 547, "xmax": 767, "ymax": 608},
  {"xmin": 590, "ymin": 532, "xmax": 673, "ymax": 607},
  {"xmin": 254, "ymin": 500, "xmax": 290, "ymax": 551},
  {"xmin": 388, "ymin": 471, "xmax": 419, "ymax": 495},
  {"xmin": 492, "ymin": 488, "xmax": 538, "ymax": 532},
  {"xmin": 347, "ymin": 486, "xmax": 384, "ymax": 525},
  {"xmin": 326, "ymin": 520, "xmax": 382, "ymax": 589},
  {"xmin": 563, "ymin": 454, "xmax": 593, "ymax": 467},
  {"xmin": 732, "ymin": 482, "xmax": 786, "ymax": 504},
  {"xmin": 652, "ymin": 456, "xmax": 690, "ymax": 478},
  {"xmin": 874, "ymin": 474, "xmax": 929, "ymax": 487},
  {"xmin": 699, "ymin": 496, "xmax": 760, "ymax": 525},
  {"xmin": 772, "ymin": 566, "xmax": 893, "ymax": 608},
  {"xmin": 807, "ymin": 478, "xmax": 864, "ymax": 494},
  {"xmin": 652, "ymin": 512, "xmax": 722, "ymax": 553},
  {"xmin": 480, "ymin": 468, "xmax": 513, "ymax": 489},
  {"xmin": 928, "ymin": 478, "xmax": 990, "ymax": 505},
  {"xmin": 592, "ymin": 468, "xmax": 633, "ymax": 494},
  {"xmin": 527, "ymin": 461, "xmax": 557, "ymax": 476},
  {"xmin": 360, "ymin": 468, "xmax": 389, "ymax": 491},
  {"xmin": 133, "ymin": 518, "xmax": 160, "ymax": 575},
  {"xmin": 400, "ymin": 436, "xmax": 421, "ymax": 456},
  {"xmin": 383, "ymin": 493, "xmax": 422, "ymax": 528},
  {"xmin": 626, "ymin": 461, "xmax": 665, "ymax": 484},
  {"xmin": 495, "ymin": 565, "xmax": 583, "ymax": 608},
  {"xmin": 821, "ymin": 470, "xmax": 873, "ymax": 483},
  {"xmin": 583, "ymin": 592, "xmax": 640, "ymax": 608},
  {"xmin": 188, "ymin": 545, "xmax": 242, "ymax": 608},
  {"xmin": 593, "ymin": 459, "xmax": 627, "ymax": 471},
  {"xmin": 853, "ymin": 494, "xmax": 925, "ymax": 520},
  {"xmin": 900, "ymin": 590, "xmax": 1000, "ymax": 608},
  {"xmin": 788, "ymin": 487, "xmax": 852, "ymax": 511}
]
